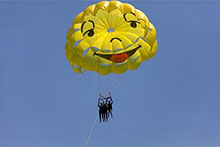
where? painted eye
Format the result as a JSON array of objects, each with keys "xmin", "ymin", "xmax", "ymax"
[
  {"xmin": 87, "ymin": 29, "xmax": 94, "ymax": 37},
  {"xmin": 83, "ymin": 29, "xmax": 94, "ymax": 37},
  {"xmin": 130, "ymin": 21, "xmax": 137, "ymax": 28}
]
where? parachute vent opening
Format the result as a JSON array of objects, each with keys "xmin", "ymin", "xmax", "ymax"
[{"xmin": 107, "ymin": 28, "xmax": 114, "ymax": 33}]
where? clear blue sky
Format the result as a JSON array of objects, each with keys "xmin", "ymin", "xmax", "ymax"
[{"xmin": 1, "ymin": 1, "xmax": 220, "ymax": 146}]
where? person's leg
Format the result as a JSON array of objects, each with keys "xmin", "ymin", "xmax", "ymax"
[
  {"xmin": 105, "ymin": 111, "xmax": 108, "ymax": 121},
  {"xmin": 102, "ymin": 113, "xmax": 105, "ymax": 121},
  {"xmin": 109, "ymin": 109, "xmax": 113, "ymax": 117},
  {"xmin": 99, "ymin": 111, "xmax": 102, "ymax": 122},
  {"xmin": 107, "ymin": 110, "xmax": 109, "ymax": 118}
]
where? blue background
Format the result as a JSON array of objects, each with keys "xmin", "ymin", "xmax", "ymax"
[{"xmin": 1, "ymin": 0, "xmax": 220, "ymax": 146}]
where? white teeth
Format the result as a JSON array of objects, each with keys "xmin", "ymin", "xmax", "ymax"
[
  {"xmin": 99, "ymin": 63, "xmax": 111, "ymax": 66},
  {"xmin": 115, "ymin": 62, "xmax": 126, "ymax": 65},
  {"xmin": 129, "ymin": 56, "xmax": 139, "ymax": 62}
]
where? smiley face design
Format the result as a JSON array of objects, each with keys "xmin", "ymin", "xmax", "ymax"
[{"xmin": 65, "ymin": 1, "xmax": 157, "ymax": 75}]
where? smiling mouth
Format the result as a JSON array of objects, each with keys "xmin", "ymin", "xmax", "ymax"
[{"xmin": 93, "ymin": 45, "xmax": 141, "ymax": 63}]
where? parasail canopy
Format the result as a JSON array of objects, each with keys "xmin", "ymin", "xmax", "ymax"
[{"xmin": 65, "ymin": 1, "xmax": 157, "ymax": 75}]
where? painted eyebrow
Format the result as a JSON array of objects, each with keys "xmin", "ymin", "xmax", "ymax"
[
  {"xmin": 81, "ymin": 21, "xmax": 86, "ymax": 33},
  {"xmin": 88, "ymin": 20, "xmax": 95, "ymax": 28},
  {"xmin": 110, "ymin": 37, "xmax": 122, "ymax": 42},
  {"xmin": 81, "ymin": 20, "xmax": 95, "ymax": 33},
  {"xmin": 123, "ymin": 12, "xmax": 136, "ymax": 22}
]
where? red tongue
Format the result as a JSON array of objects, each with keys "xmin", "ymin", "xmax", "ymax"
[{"xmin": 110, "ymin": 53, "xmax": 128, "ymax": 63}]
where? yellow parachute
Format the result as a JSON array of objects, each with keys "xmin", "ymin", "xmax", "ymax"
[{"xmin": 65, "ymin": 1, "xmax": 157, "ymax": 75}]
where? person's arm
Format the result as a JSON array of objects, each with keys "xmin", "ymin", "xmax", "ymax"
[
  {"xmin": 98, "ymin": 98, "xmax": 103, "ymax": 107},
  {"xmin": 108, "ymin": 92, "xmax": 112, "ymax": 98},
  {"xmin": 108, "ymin": 97, "xmax": 112, "ymax": 101},
  {"xmin": 99, "ymin": 93, "xmax": 104, "ymax": 100},
  {"xmin": 100, "ymin": 96, "xmax": 105, "ymax": 101},
  {"xmin": 106, "ymin": 96, "xmax": 111, "ymax": 100}
]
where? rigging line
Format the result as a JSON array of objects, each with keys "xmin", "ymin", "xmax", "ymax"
[
  {"xmin": 97, "ymin": 73, "xmax": 101, "ymax": 94},
  {"xmin": 81, "ymin": 71, "xmax": 100, "ymax": 93},
  {"xmin": 85, "ymin": 112, "xmax": 98, "ymax": 147},
  {"xmin": 109, "ymin": 73, "xmax": 128, "ymax": 93},
  {"xmin": 100, "ymin": 74, "xmax": 110, "ymax": 95},
  {"xmin": 104, "ymin": 74, "xmax": 112, "ymax": 94}
]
